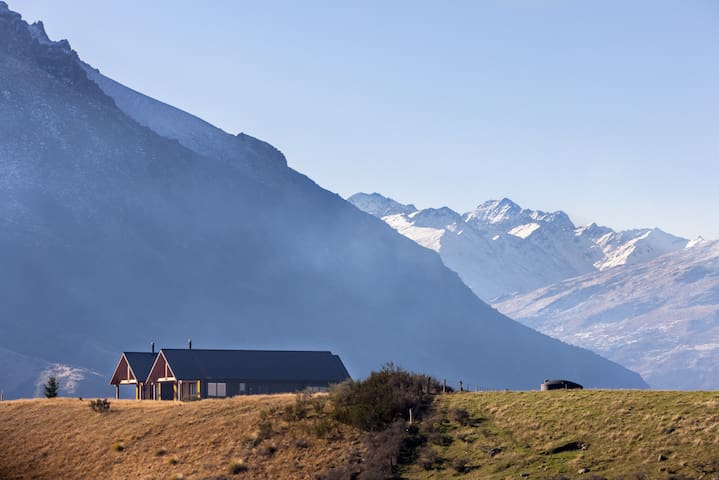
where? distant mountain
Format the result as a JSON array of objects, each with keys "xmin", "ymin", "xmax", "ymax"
[
  {"xmin": 349, "ymin": 193, "xmax": 716, "ymax": 389},
  {"xmin": 0, "ymin": 4, "xmax": 647, "ymax": 398},
  {"xmin": 496, "ymin": 240, "xmax": 719, "ymax": 389},
  {"xmin": 349, "ymin": 193, "xmax": 689, "ymax": 302}
]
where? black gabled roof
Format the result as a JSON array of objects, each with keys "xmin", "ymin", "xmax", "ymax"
[
  {"xmin": 124, "ymin": 352, "xmax": 158, "ymax": 382},
  {"xmin": 160, "ymin": 349, "xmax": 350, "ymax": 383}
]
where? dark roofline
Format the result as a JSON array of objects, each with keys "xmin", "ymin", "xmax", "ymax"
[
  {"xmin": 110, "ymin": 351, "xmax": 158, "ymax": 385},
  {"xmin": 159, "ymin": 348, "xmax": 338, "ymax": 354}
]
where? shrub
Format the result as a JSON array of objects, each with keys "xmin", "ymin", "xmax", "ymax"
[
  {"xmin": 111, "ymin": 442, "xmax": 124, "ymax": 452},
  {"xmin": 329, "ymin": 363, "xmax": 439, "ymax": 431},
  {"xmin": 261, "ymin": 444, "xmax": 277, "ymax": 456},
  {"xmin": 154, "ymin": 447, "xmax": 167, "ymax": 457},
  {"xmin": 418, "ymin": 447, "xmax": 439, "ymax": 470},
  {"xmin": 89, "ymin": 398, "xmax": 110, "ymax": 413},
  {"xmin": 228, "ymin": 460, "xmax": 248, "ymax": 474},
  {"xmin": 167, "ymin": 457, "xmax": 178, "ymax": 465},
  {"xmin": 452, "ymin": 457, "xmax": 469, "ymax": 473},
  {"xmin": 451, "ymin": 407, "xmax": 471, "ymax": 426},
  {"xmin": 284, "ymin": 390, "xmax": 311, "ymax": 421}
]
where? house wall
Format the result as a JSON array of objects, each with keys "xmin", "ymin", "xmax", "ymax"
[{"xmin": 199, "ymin": 379, "xmax": 331, "ymax": 398}]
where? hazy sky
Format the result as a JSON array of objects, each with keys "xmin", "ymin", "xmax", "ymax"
[{"xmin": 13, "ymin": 1, "xmax": 719, "ymax": 239}]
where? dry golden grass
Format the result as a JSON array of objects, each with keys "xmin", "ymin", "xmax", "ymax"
[
  {"xmin": 0, "ymin": 395, "xmax": 362, "ymax": 480},
  {"xmin": 4, "ymin": 390, "xmax": 719, "ymax": 480},
  {"xmin": 404, "ymin": 390, "xmax": 719, "ymax": 479}
]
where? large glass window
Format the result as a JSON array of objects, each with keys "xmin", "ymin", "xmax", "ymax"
[{"xmin": 208, "ymin": 382, "xmax": 226, "ymax": 397}]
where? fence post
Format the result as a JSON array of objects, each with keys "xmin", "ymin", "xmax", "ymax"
[
  {"xmin": 442, "ymin": 379, "xmax": 446, "ymax": 394},
  {"xmin": 459, "ymin": 380, "xmax": 463, "ymax": 392}
]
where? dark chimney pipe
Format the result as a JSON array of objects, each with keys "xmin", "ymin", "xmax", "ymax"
[
  {"xmin": 188, "ymin": 338, "xmax": 192, "ymax": 350},
  {"xmin": 151, "ymin": 341, "xmax": 155, "ymax": 354}
]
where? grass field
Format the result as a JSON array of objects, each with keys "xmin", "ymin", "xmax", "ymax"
[
  {"xmin": 1, "ymin": 391, "xmax": 718, "ymax": 479},
  {"xmin": 404, "ymin": 390, "xmax": 719, "ymax": 480},
  {"xmin": 0, "ymin": 395, "xmax": 362, "ymax": 480}
]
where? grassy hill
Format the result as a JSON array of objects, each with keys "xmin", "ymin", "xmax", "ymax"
[
  {"xmin": 0, "ymin": 395, "xmax": 363, "ymax": 480},
  {"xmin": 407, "ymin": 391, "xmax": 719, "ymax": 480},
  {"xmin": 1, "ymin": 391, "xmax": 718, "ymax": 479}
]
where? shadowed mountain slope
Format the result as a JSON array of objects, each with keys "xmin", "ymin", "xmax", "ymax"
[{"xmin": 0, "ymin": 3, "xmax": 646, "ymax": 397}]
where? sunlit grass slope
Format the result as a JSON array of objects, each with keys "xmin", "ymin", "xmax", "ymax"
[
  {"xmin": 2, "ymin": 391, "xmax": 718, "ymax": 480},
  {"xmin": 404, "ymin": 390, "xmax": 719, "ymax": 479},
  {"xmin": 0, "ymin": 395, "xmax": 361, "ymax": 480}
]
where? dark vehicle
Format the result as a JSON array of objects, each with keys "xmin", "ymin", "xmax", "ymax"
[{"xmin": 541, "ymin": 379, "xmax": 583, "ymax": 391}]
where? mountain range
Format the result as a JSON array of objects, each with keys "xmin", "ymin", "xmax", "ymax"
[
  {"xmin": 349, "ymin": 193, "xmax": 718, "ymax": 389},
  {"xmin": 0, "ymin": 3, "xmax": 647, "ymax": 398}
]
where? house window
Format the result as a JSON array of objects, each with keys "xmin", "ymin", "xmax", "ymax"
[
  {"xmin": 189, "ymin": 382, "xmax": 197, "ymax": 397},
  {"xmin": 239, "ymin": 383, "xmax": 246, "ymax": 393},
  {"xmin": 208, "ymin": 382, "xmax": 226, "ymax": 398}
]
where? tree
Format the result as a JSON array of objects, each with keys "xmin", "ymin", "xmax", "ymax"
[{"xmin": 44, "ymin": 376, "xmax": 59, "ymax": 398}]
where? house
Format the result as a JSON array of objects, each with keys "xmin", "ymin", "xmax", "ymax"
[
  {"xmin": 109, "ymin": 351, "xmax": 158, "ymax": 400},
  {"xmin": 110, "ymin": 346, "xmax": 351, "ymax": 400}
]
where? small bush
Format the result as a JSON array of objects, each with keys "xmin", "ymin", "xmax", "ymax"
[
  {"xmin": 452, "ymin": 457, "xmax": 469, "ymax": 473},
  {"xmin": 451, "ymin": 407, "xmax": 471, "ymax": 426},
  {"xmin": 307, "ymin": 418, "xmax": 334, "ymax": 439},
  {"xmin": 228, "ymin": 460, "xmax": 248, "ymax": 474},
  {"xmin": 293, "ymin": 436, "xmax": 309, "ymax": 449},
  {"xmin": 418, "ymin": 447, "xmax": 439, "ymax": 470},
  {"xmin": 89, "ymin": 398, "xmax": 110, "ymax": 413},
  {"xmin": 167, "ymin": 457, "xmax": 178, "ymax": 465},
  {"xmin": 284, "ymin": 391, "xmax": 311, "ymax": 421},
  {"xmin": 154, "ymin": 447, "xmax": 167, "ymax": 457},
  {"xmin": 261, "ymin": 444, "xmax": 277, "ymax": 456},
  {"xmin": 111, "ymin": 442, "xmax": 124, "ymax": 452},
  {"xmin": 329, "ymin": 363, "xmax": 439, "ymax": 431}
]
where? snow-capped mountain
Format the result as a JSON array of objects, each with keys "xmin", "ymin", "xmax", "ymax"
[
  {"xmin": 0, "ymin": 4, "xmax": 647, "ymax": 397},
  {"xmin": 349, "ymin": 193, "xmax": 715, "ymax": 389},
  {"xmin": 496, "ymin": 240, "xmax": 719, "ymax": 390},
  {"xmin": 349, "ymin": 193, "xmax": 690, "ymax": 302}
]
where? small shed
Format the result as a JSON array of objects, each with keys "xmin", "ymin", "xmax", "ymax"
[{"xmin": 541, "ymin": 379, "xmax": 583, "ymax": 391}]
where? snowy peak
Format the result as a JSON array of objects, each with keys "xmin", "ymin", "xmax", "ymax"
[
  {"xmin": 347, "ymin": 192, "xmax": 417, "ymax": 217},
  {"xmin": 350, "ymin": 192, "xmax": 694, "ymax": 301},
  {"xmin": 465, "ymin": 197, "xmax": 523, "ymax": 225},
  {"xmin": 593, "ymin": 227, "xmax": 689, "ymax": 270},
  {"xmin": 409, "ymin": 206, "xmax": 462, "ymax": 229}
]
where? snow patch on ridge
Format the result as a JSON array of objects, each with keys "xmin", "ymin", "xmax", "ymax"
[{"xmin": 508, "ymin": 222, "xmax": 541, "ymax": 239}]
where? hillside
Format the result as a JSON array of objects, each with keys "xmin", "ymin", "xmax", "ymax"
[
  {"xmin": 0, "ymin": 2, "xmax": 646, "ymax": 397},
  {"xmin": 406, "ymin": 390, "xmax": 719, "ymax": 479},
  {"xmin": 348, "ymin": 193, "xmax": 718, "ymax": 390},
  {"xmin": 0, "ymin": 396, "xmax": 364, "ymax": 480},
  {"xmin": 2, "ymin": 392, "xmax": 718, "ymax": 479},
  {"xmin": 497, "ymin": 239, "xmax": 719, "ymax": 390}
]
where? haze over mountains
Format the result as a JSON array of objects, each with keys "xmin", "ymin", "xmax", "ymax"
[
  {"xmin": 349, "ymin": 193, "xmax": 718, "ymax": 389},
  {"xmin": 0, "ymin": 3, "xmax": 647, "ymax": 398}
]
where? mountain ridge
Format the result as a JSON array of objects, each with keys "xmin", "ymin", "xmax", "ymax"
[
  {"xmin": 348, "ymin": 192, "xmax": 693, "ymax": 302},
  {"xmin": 0, "ymin": 4, "xmax": 647, "ymax": 397},
  {"xmin": 349, "ymin": 192, "xmax": 716, "ymax": 389}
]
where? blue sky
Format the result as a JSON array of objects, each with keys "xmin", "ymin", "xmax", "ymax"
[{"xmin": 13, "ymin": 1, "xmax": 719, "ymax": 239}]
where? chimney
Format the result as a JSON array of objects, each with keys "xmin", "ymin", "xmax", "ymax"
[
  {"xmin": 151, "ymin": 341, "xmax": 155, "ymax": 354},
  {"xmin": 188, "ymin": 338, "xmax": 192, "ymax": 350}
]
